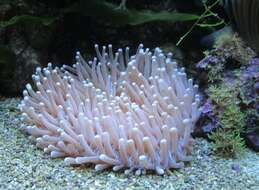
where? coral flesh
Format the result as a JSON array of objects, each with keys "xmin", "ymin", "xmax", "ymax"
[{"xmin": 20, "ymin": 44, "xmax": 201, "ymax": 175}]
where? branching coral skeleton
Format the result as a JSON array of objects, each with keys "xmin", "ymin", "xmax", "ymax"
[{"xmin": 20, "ymin": 44, "xmax": 201, "ymax": 175}]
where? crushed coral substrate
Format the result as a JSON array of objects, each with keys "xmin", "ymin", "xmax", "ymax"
[{"xmin": 1, "ymin": 98, "xmax": 259, "ymax": 189}]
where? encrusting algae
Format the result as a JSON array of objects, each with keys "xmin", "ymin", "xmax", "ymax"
[{"xmin": 19, "ymin": 44, "xmax": 201, "ymax": 175}]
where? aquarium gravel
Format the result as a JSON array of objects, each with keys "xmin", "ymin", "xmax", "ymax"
[{"xmin": 0, "ymin": 98, "xmax": 259, "ymax": 190}]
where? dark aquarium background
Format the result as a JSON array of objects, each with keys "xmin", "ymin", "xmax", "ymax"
[{"xmin": 0, "ymin": 0, "xmax": 230, "ymax": 96}]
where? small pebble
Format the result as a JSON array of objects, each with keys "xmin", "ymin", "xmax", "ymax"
[{"xmin": 231, "ymin": 163, "xmax": 242, "ymax": 173}]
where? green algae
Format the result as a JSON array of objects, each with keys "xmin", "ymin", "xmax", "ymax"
[{"xmin": 208, "ymin": 85, "xmax": 246, "ymax": 158}]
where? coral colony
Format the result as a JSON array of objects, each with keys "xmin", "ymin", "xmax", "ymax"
[{"xmin": 20, "ymin": 44, "xmax": 201, "ymax": 175}]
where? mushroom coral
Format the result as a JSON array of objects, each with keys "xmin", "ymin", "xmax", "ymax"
[{"xmin": 20, "ymin": 44, "xmax": 201, "ymax": 175}]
